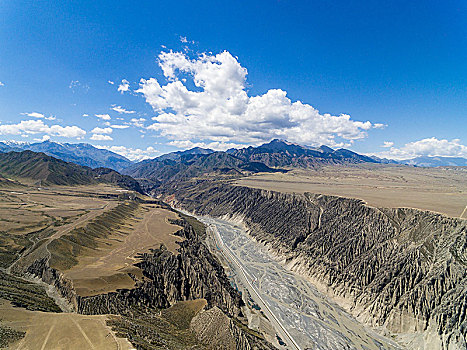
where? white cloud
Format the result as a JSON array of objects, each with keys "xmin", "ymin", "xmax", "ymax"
[
  {"xmin": 130, "ymin": 118, "xmax": 146, "ymax": 128},
  {"xmin": 95, "ymin": 145, "xmax": 159, "ymax": 161},
  {"xmin": 117, "ymin": 79, "xmax": 130, "ymax": 93},
  {"xmin": 0, "ymin": 81, "xmax": 4, "ymax": 86},
  {"xmin": 33, "ymin": 135, "xmax": 51, "ymax": 142},
  {"xmin": 24, "ymin": 112, "xmax": 45, "ymax": 119},
  {"xmin": 381, "ymin": 141, "xmax": 394, "ymax": 148},
  {"xmin": 82, "ymin": 114, "xmax": 89, "ymax": 117},
  {"xmin": 168, "ymin": 140, "xmax": 246, "ymax": 151},
  {"xmin": 111, "ymin": 105, "xmax": 135, "ymax": 114},
  {"xmin": 69, "ymin": 80, "xmax": 89, "ymax": 93},
  {"xmin": 137, "ymin": 50, "xmax": 383, "ymax": 150},
  {"xmin": 108, "ymin": 80, "xmax": 115, "ymax": 85},
  {"xmin": 179, "ymin": 36, "xmax": 194, "ymax": 44},
  {"xmin": 91, "ymin": 127, "xmax": 113, "ymax": 134},
  {"xmin": 90, "ymin": 134, "xmax": 113, "ymax": 141},
  {"xmin": 95, "ymin": 114, "xmax": 111, "ymax": 120},
  {"xmin": 0, "ymin": 119, "xmax": 86, "ymax": 138},
  {"xmin": 371, "ymin": 137, "xmax": 467, "ymax": 160},
  {"xmin": 109, "ymin": 124, "xmax": 129, "ymax": 129},
  {"xmin": 22, "ymin": 112, "xmax": 56, "ymax": 121}
]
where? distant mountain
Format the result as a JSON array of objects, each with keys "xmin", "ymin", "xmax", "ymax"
[
  {"xmin": 231, "ymin": 139, "xmax": 377, "ymax": 167},
  {"xmin": 123, "ymin": 140, "xmax": 377, "ymax": 183},
  {"xmin": 368, "ymin": 155, "xmax": 400, "ymax": 164},
  {"xmin": 402, "ymin": 156, "xmax": 467, "ymax": 167},
  {"xmin": 0, "ymin": 150, "xmax": 142, "ymax": 192},
  {"xmin": 0, "ymin": 142, "xmax": 13, "ymax": 153},
  {"xmin": 123, "ymin": 151, "xmax": 255, "ymax": 183},
  {"xmin": 0, "ymin": 142, "xmax": 22, "ymax": 153},
  {"xmin": 0, "ymin": 140, "xmax": 132, "ymax": 171},
  {"xmin": 156, "ymin": 147, "xmax": 214, "ymax": 161}
]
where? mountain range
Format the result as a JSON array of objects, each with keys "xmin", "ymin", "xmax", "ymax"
[
  {"xmin": 1, "ymin": 139, "xmax": 466, "ymax": 176},
  {"xmin": 0, "ymin": 140, "xmax": 132, "ymax": 171},
  {"xmin": 401, "ymin": 155, "xmax": 467, "ymax": 167},
  {"xmin": 0, "ymin": 150, "xmax": 142, "ymax": 192},
  {"xmin": 228, "ymin": 139, "xmax": 378, "ymax": 167}
]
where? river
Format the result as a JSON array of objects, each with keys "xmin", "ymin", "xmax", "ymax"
[{"xmin": 195, "ymin": 214, "xmax": 401, "ymax": 350}]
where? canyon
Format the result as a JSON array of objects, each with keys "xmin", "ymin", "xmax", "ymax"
[
  {"xmin": 1, "ymin": 147, "xmax": 466, "ymax": 349},
  {"xmin": 163, "ymin": 181, "xmax": 467, "ymax": 350}
]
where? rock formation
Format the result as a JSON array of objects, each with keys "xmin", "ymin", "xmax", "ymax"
[
  {"xmin": 165, "ymin": 181, "xmax": 467, "ymax": 350},
  {"xmin": 19, "ymin": 197, "xmax": 271, "ymax": 349}
]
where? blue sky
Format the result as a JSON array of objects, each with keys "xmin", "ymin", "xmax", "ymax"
[{"xmin": 0, "ymin": 1, "xmax": 466, "ymax": 160}]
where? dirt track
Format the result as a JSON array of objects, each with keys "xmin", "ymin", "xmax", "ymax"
[{"xmin": 0, "ymin": 300, "xmax": 133, "ymax": 350}]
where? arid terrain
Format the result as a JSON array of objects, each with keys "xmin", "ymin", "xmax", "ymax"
[
  {"xmin": 0, "ymin": 300, "xmax": 133, "ymax": 350},
  {"xmin": 61, "ymin": 203, "xmax": 183, "ymax": 297},
  {"xmin": 0, "ymin": 169, "xmax": 272, "ymax": 349},
  {"xmin": 236, "ymin": 164, "xmax": 467, "ymax": 218},
  {"xmin": 1, "ymin": 145, "xmax": 466, "ymax": 349},
  {"xmin": 0, "ymin": 184, "xmax": 121, "ymax": 270}
]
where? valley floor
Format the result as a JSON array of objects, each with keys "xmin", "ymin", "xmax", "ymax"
[{"xmin": 196, "ymin": 214, "xmax": 401, "ymax": 350}]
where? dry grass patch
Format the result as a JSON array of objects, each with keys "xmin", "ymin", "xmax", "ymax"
[
  {"xmin": 0, "ymin": 300, "xmax": 133, "ymax": 350},
  {"xmin": 60, "ymin": 203, "xmax": 184, "ymax": 296},
  {"xmin": 0, "ymin": 184, "xmax": 121, "ymax": 268},
  {"xmin": 237, "ymin": 164, "xmax": 467, "ymax": 218}
]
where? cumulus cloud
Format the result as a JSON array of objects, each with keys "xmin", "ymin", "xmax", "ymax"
[
  {"xmin": 108, "ymin": 80, "xmax": 115, "ymax": 85},
  {"xmin": 111, "ymin": 105, "xmax": 135, "ymax": 114},
  {"xmin": 95, "ymin": 114, "xmax": 111, "ymax": 120},
  {"xmin": 0, "ymin": 119, "xmax": 86, "ymax": 138},
  {"xmin": 91, "ymin": 127, "xmax": 113, "ymax": 134},
  {"xmin": 372, "ymin": 137, "xmax": 467, "ymax": 160},
  {"xmin": 137, "ymin": 50, "xmax": 382, "ymax": 150},
  {"xmin": 0, "ymin": 81, "xmax": 4, "ymax": 86},
  {"xmin": 90, "ymin": 134, "xmax": 113, "ymax": 141},
  {"xmin": 95, "ymin": 145, "xmax": 159, "ymax": 161},
  {"xmin": 117, "ymin": 79, "xmax": 130, "ymax": 93}
]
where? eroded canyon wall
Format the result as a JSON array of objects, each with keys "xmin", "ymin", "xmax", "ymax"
[{"xmin": 166, "ymin": 181, "xmax": 467, "ymax": 349}]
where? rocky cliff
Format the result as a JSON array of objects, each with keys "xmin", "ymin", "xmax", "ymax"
[
  {"xmin": 20, "ymin": 199, "xmax": 272, "ymax": 349},
  {"xmin": 77, "ymin": 221, "xmax": 243, "ymax": 318},
  {"xmin": 165, "ymin": 181, "xmax": 467, "ymax": 350}
]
